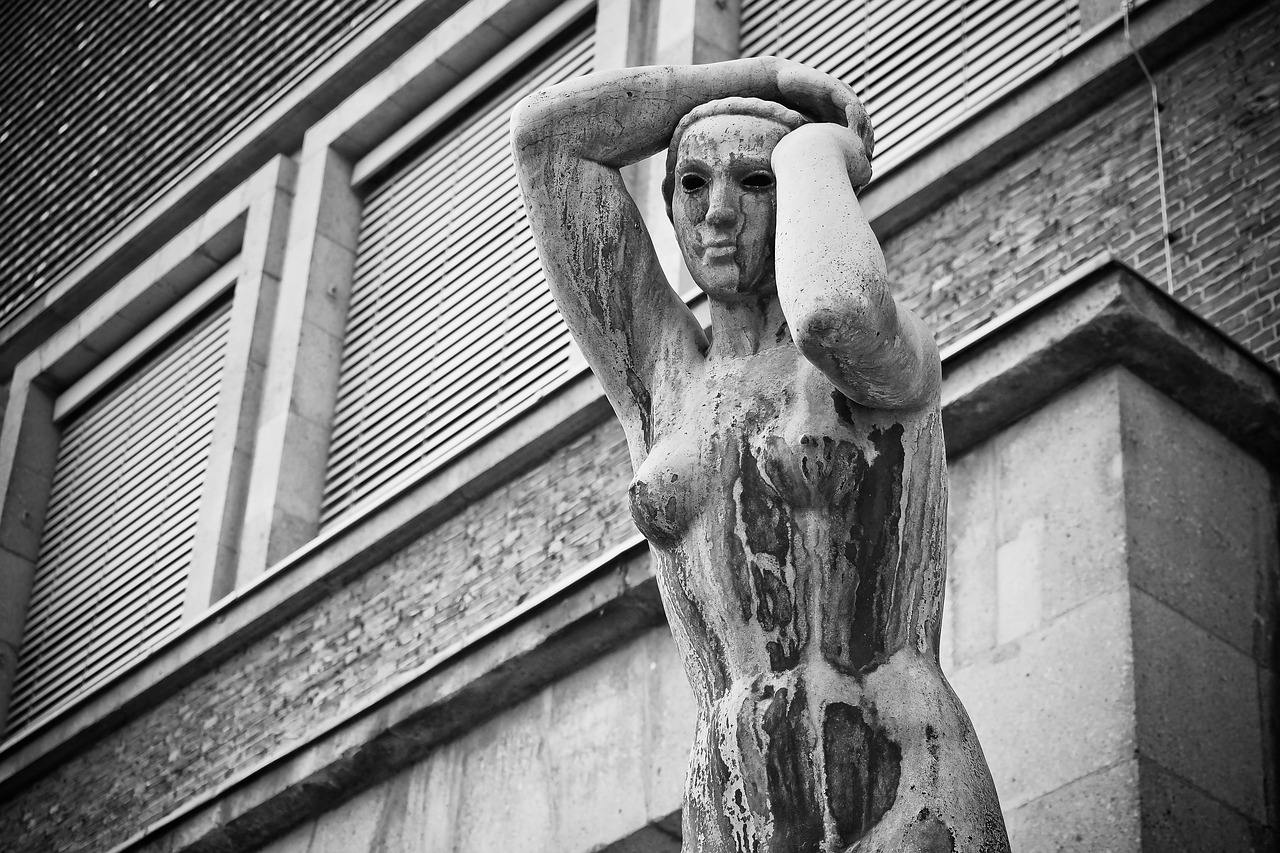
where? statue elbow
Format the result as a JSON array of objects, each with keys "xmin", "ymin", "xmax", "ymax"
[
  {"xmin": 791, "ymin": 300, "xmax": 875, "ymax": 361},
  {"xmin": 510, "ymin": 94, "xmax": 551, "ymax": 164}
]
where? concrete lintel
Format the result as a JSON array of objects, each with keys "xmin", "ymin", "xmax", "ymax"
[
  {"xmin": 941, "ymin": 255, "xmax": 1280, "ymax": 467},
  {"xmin": 106, "ymin": 541, "xmax": 662, "ymax": 853}
]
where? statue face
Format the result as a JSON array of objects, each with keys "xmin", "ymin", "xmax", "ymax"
[{"xmin": 672, "ymin": 114, "xmax": 789, "ymax": 300}]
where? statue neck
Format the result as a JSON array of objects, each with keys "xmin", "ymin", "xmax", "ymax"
[{"xmin": 708, "ymin": 293, "xmax": 791, "ymax": 358}]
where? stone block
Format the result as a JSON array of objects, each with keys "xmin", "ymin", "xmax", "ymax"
[
  {"xmin": 1138, "ymin": 758, "xmax": 1269, "ymax": 853},
  {"xmin": 308, "ymin": 780, "xmax": 391, "ymax": 853},
  {"xmin": 1003, "ymin": 759, "xmax": 1141, "ymax": 853},
  {"xmin": 290, "ymin": 315, "xmax": 346, "ymax": 427},
  {"xmin": 946, "ymin": 371, "xmax": 1128, "ymax": 668},
  {"xmin": 993, "ymin": 370, "xmax": 1127, "ymax": 626},
  {"xmin": 299, "ymin": 235, "xmax": 357, "ymax": 341},
  {"xmin": 382, "ymin": 744, "xmax": 463, "ymax": 852},
  {"xmin": 945, "ymin": 432, "xmax": 999, "ymax": 669},
  {"xmin": 0, "ymin": 554, "xmax": 36, "ymax": 648},
  {"xmin": 312, "ymin": 155, "xmax": 361, "ymax": 251},
  {"xmin": 1262, "ymin": 664, "xmax": 1279, "ymax": 832},
  {"xmin": 640, "ymin": 628, "xmax": 696, "ymax": 822},
  {"xmin": 594, "ymin": 0, "xmax": 637, "ymax": 70},
  {"xmin": 451, "ymin": 700, "xmax": 556, "ymax": 851},
  {"xmin": 1118, "ymin": 371, "xmax": 1276, "ymax": 664},
  {"xmin": 544, "ymin": 632, "xmax": 651, "ymax": 850},
  {"xmin": 949, "ymin": 589, "xmax": 1136, "ymax": 810},
  {"xmin": 268, "ymin": 413, "xmax": 332, "ymax": 529},
  {"xmin": 1130, "ymin": 589, "xmax": 1266, "ymax": 822}
]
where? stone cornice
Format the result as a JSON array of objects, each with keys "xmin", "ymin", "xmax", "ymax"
[{"xmin": 942, "ymin": 255, "xmax": 1280, "ymax": 467}]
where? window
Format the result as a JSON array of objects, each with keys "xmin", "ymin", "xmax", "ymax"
[
  {"xmin": 320, "ymin": 26, "xmax": 594, "ymax": 525},
  {"xmin": 7, "ymin": 295, "xmax": 234, "ymax": 734},
  {"xmin": 740, "ymin": 0, "xmax": 1082, "ymax": 162},
  {"xmin": 0, "ymin": 159, "xmax": 291, "ymax": 740}
]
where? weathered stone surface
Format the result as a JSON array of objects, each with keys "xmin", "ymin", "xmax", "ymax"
[
  {"xmin": 514, "ymin": 57, "xmax": 1007, "ymax": 851},
  {"xmin": 258, "ymin": 626, "xmax": 696, "ymax": 853}
]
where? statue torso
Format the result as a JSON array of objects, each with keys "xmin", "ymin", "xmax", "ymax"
[{"xmin": 629, "ymin": 343, "xmax": 948, "ymax": 705}]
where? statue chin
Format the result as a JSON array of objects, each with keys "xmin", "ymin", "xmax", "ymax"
[{"xmin": 686, "ymin": 260, "xmax": 778, "ymax": 302}]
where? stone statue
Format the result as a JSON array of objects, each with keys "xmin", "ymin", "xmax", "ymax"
[{"xmin": 512, "ymin": 57, "xmax": 1009, "ymax": 852}]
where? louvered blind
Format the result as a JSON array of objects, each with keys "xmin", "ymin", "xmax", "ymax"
[
  {"xmin": 0, "ymin": 0, "xmax": 412, "ymax": 326},
  {"xmin": 320, "ymin": 28, "xmax": 593, "ymax": 525},
  {"xmin": 740, "ymin": 0, "xmax": 1081, "ymax": 161},
  {"xmin": 6, "ymin": 303, "xmax": 232, "ymax": 735}
]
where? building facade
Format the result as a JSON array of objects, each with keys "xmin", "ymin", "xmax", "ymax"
[{"xmin": 0, "ymin": 0, "xmax": 1276, "ymax": 850}]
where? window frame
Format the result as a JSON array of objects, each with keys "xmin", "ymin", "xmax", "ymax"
[{"xmin": 0, "ymin": 156, "xmax": 293, "ymax": 745}]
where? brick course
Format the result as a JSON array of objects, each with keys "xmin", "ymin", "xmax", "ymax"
[
  {"xmin": 888, "ymin": 1, "xmax": 1280, "ymax": 368},
  {"xmin": 0, "ymin": 3, "xmax": 1277, "ymax": 851}
]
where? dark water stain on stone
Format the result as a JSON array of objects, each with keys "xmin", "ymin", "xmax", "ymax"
[
  {"xmin": 823, "ymin": 702, "xmax": 901, "ymax": 846},
  {"xmin": 701, "ymin": 713, "xmax": 739, "ymax": 845},
  {"xmin": 761, "ymin": 687, "xmax": 822, "ymax": 852},
  {"xmin": 624, "ymin": 364, "xmax": 653, "ymax": 446},
  {"xmin": 736, "ymin": 432, "xmax": 799, "ymax": 666},
  {"xmin": 924, "ymin": 723, "xmax": 943, "ymax": 786},
  {"xmin": 659, "ymin": 552, "xmax": 730, "ymax": 699},
  {"xmin": 831, "ymin": 390, "xmax": 855, "ymax": 424},
  {"xmin": 833, "ymin": 424, "xmax": 905, "ymax": 675},
  {"xmin": 719, "ymin": 435, "xmax": 759, "ymax": 623}
]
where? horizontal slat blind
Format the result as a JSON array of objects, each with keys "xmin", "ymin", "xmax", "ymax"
[
  {"xmin": 740, "ymin": 0, "xmax": 1081, "ymax": 161},
  {"xmin": 320, "ymin": 27, "xmax": 593, "ymax": 526},
  {"xmin": 6, "ymin": 303, "xmax": 232, "ymax": 735},
  {"xmin": 0, "ymin": 0, "xmax": 412, "ymax": 327}
]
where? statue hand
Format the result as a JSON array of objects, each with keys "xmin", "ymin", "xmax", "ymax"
[
  {"xmin": 776, "ymin": 122, "xmax": 873, "ymax": 192},
  {"xmin": 774, "ymin": 60, "xmax": 873, "ymax": 161}
]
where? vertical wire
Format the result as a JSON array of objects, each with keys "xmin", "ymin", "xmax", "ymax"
[{"xmin": 1123, "ymin": 0, "xmax": 1176, "ymax": 290}]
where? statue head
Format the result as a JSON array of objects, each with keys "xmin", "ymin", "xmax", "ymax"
[{"xmin": 664, "ymin": 98, "xmax": 807, "ymax": 300}]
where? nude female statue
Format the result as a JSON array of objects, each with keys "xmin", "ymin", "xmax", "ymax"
[{"xmin": 512, "ymin": 57, "xmax": 1008, "ymax": 852}]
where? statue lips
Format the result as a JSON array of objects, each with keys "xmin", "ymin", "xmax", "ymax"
[{"xmin": 703, "ymin": 240, "xmax": 737, "ymax": 264}]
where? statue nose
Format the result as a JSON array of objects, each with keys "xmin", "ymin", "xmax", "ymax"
[{"xmin": 705, "ymin": 186, "xmax": 737, "ymax": 227}]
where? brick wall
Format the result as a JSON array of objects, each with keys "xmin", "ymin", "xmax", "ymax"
[
  {"xmin": 1, "ymin": 3, "xmax": 1277, "ymax": 851},
  {"xmin": 889, "ymin": 0, "xmax": 1280, "ymax": 368},
  {"xmin": 0, "ymin": 421, "xmax": 634, "ymax": 852}
]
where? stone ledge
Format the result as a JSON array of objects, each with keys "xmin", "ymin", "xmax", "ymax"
[
  {"xmin": 82, "ymin": 255, "xmax": 1280, "ymax": 853},
  {"xmin": 941, "ymin": 255, "xmax": 1280, "ymax": 467},
  {"xmin": 109, "ymin": 540, "xmax": 661, "ymax": 853}
]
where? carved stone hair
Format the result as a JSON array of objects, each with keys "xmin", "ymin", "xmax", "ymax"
[{"xmin": 662, "ymin": 98, "xmax": 808, "ymax": 221}]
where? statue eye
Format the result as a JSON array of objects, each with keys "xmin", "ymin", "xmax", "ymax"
[
  {"xmin": 680, "ymin": 174, "xmax": 707, "ymax": 193},
  {"xmin": 743, "ymin": 172, "xmax": 774, "ymax": 189}
]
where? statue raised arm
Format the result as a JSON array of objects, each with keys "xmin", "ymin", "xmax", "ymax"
[{"xmin": 513, "ymin": 58, "xmax": 1008, "ymax": 853}]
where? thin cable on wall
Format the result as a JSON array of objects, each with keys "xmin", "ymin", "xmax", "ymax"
[{"xmin": 1123, "ymin": 0, "xmax": 1176, "ymax": 290}]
